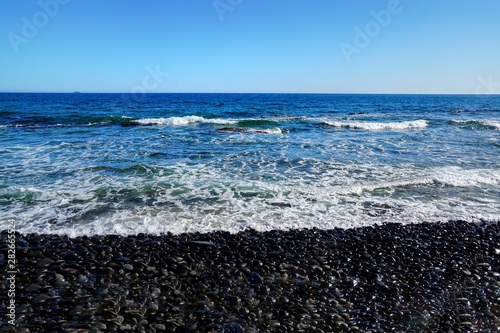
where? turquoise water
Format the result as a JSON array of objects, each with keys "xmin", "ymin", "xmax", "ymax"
[{"xmin": 1, "ymin": 93, "xmax": 499, "ymax": 235}]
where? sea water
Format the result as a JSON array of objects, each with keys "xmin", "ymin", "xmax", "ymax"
[{"xmin": 0, "ymin": 93, "xmax": 499, "ymax": 236}]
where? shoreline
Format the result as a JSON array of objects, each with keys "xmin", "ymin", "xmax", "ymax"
[{"xmin": 1, "ymin": 220, "xmax": 499, "ymax": 332}]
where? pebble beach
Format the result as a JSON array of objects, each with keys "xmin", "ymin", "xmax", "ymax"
[
  {"xmin": 2, "ymin": 220, "xmax": 499, "ymax": 332},
  {"xmin": 3, "ymin": 1, "xmax": 500, "ymax": 331}
]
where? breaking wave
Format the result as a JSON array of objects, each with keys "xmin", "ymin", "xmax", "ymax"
[
  {"xmin": 450, "ymin": 119, "xmax": 500, "ymax": 130},
  {"xmin": 134, "ymin": 116, "xmax": 237, "ymax": 126},
  {"xmin": 321, "ymin": 119, "xmax": 428, "ymax": 131}
]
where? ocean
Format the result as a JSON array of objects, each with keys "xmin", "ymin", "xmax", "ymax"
[{"xmin": 1, "ymin": 93, "xmax": 499, "ymax": 236}]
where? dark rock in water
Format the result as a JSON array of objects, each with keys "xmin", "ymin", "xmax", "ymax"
[
  {"xmin": 268, "ymin": 201, "xmax": 292, "ymax": 208},
  {"xmin": 217, "ymin": 127, "xmax": 269, "ymax": 134},
  {"xmin": 218, "ymin": 127, "xmax": 247, "ymax": 133},
  {"xmin": 1, "ymin": 220, "xmax": 499, "ymax": 332}
]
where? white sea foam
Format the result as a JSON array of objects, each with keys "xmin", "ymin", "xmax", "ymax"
[
  {"xmin": 2, "ymin": 163, "xmax": 498, "ymax": 237},
  {"xmin": 485, "ymin": 120, "xmax": 500, "ymax": 130},
  {"xmin": 431, "ymin": 167, "xmax": 500, "ymax": 187},
  {"xmin": 134, "ymin": 116, "xmax": 237, "ymax": 126},
  {"xmin": 133, "ymin": 116, "xmax": 283, "ymax": 134},
  {"xmin": 247, "ymin": 128, "xmax": 283, "ymax": 135},
  {"xmin": 322, "ymin": 119, "xmax": 428, "ymax": 130}
]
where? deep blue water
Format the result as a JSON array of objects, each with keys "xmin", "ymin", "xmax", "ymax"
[{"xmin": 1, "ymin": 93, "xmax": 499, "ymax": 235}]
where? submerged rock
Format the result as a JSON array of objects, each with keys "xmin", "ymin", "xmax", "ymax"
[
  {"xmin": 217, "ymin": 127, "xmax": 271, "ymax": 134},
  {"xmin": 218, "ymin": 127, "xmax": 248, "ymax": 133}
]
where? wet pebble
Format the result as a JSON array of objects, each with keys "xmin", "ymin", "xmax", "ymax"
[{"xmin": 1, "ymin": 221, "xmax": 499, "ymax": 332}]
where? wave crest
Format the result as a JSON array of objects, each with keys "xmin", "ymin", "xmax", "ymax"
[
  {"xmin": 134, "ymin": 116, "xmax": 236, "ymax": 126},
  {"xmin": 450, "ymin": 120, "xmax": 500, "ymax": 130},
  {"xmin": 322, "ymin": 119, "xmax": 428, "ymax": 130}
]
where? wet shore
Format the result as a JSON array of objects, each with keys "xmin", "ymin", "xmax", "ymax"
[{"xmin": 1, "ymin": 220, "xmax": 499, "ymax": 332}]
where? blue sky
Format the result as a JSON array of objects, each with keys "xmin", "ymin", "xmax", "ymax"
[{"xmin": 1, "ymin": 0, "xmax": 499, "ymax": 93}]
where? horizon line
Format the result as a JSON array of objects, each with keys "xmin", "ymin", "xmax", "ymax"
[{"xmin": 1, "ymin": 91, "xmax": 498, "ymax": 96}]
